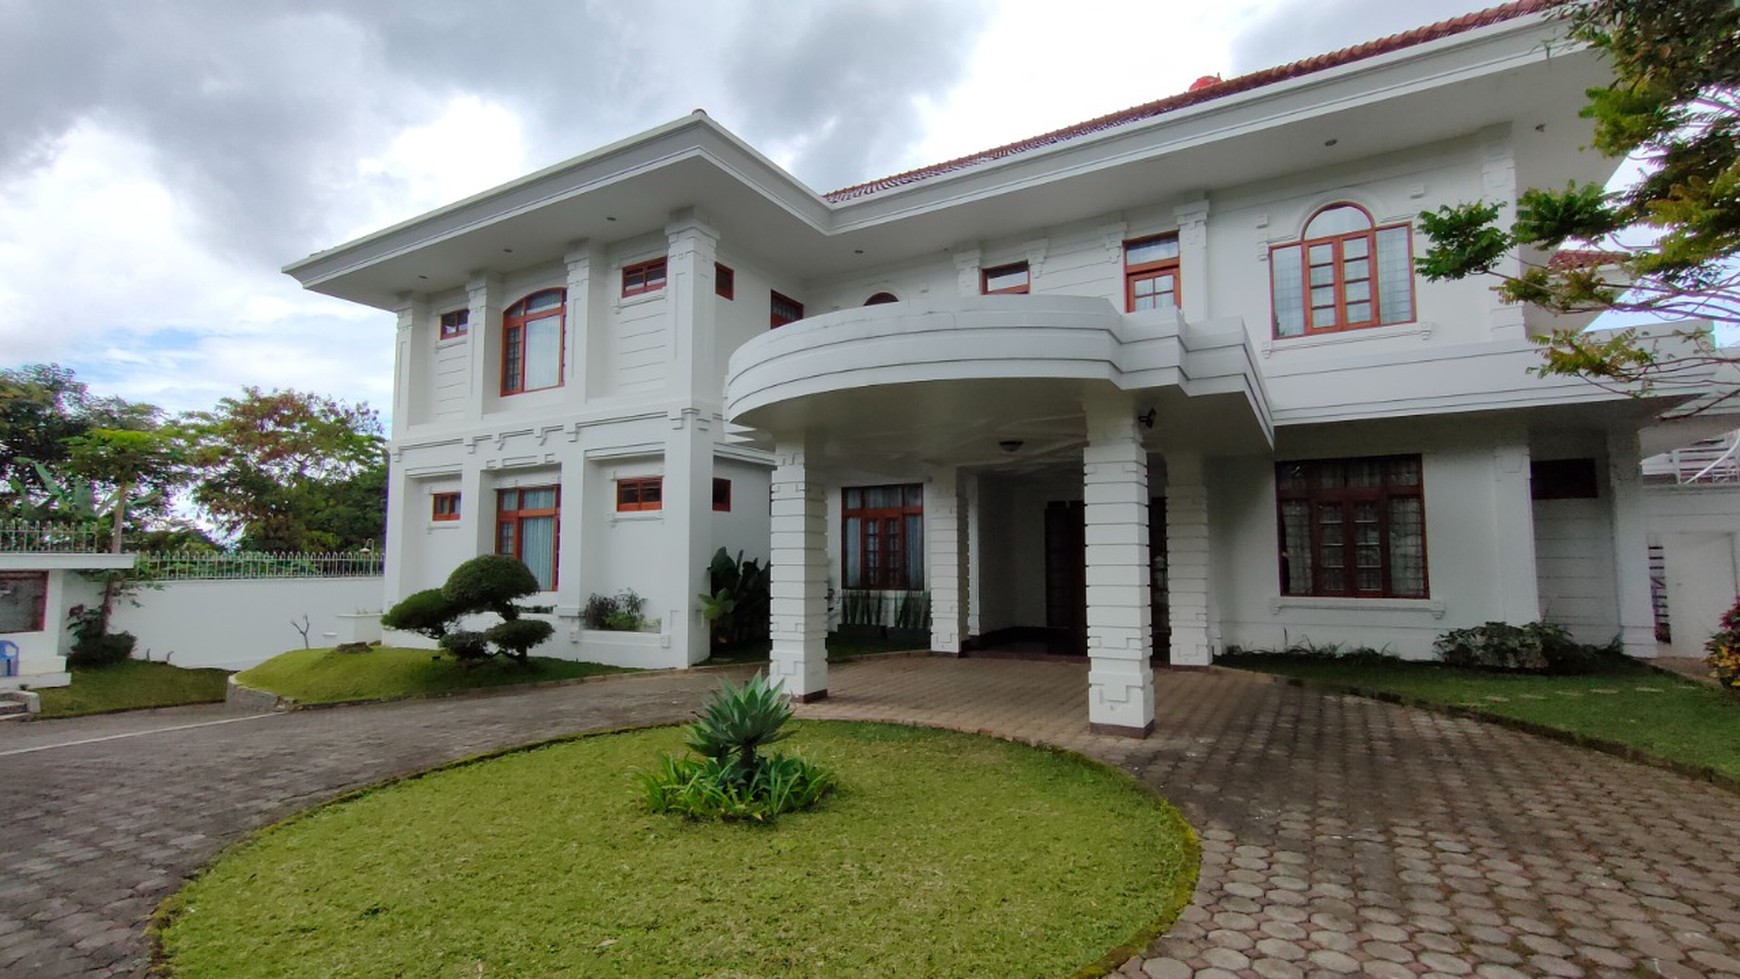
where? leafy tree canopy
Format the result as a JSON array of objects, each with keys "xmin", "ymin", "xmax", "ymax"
[{"xmin": 1417, "ymin": 0, "xmax": 1740, "ymax": 404}]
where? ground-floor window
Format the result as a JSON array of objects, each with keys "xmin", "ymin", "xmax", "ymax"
[
  {"xmin": 843, "ymin": 484, "xmax": 924, "ymax": 590},
  {"xmin": 0, "ymin": 572, "xmax": 49, "ymax": 633},
  {"xmin": 496, "ymin": 486, "xmax": 560, "ymax": 590},
  {"xmin": 1276, "ymin": 456, "xmax": 1426, "ymax": 598}
]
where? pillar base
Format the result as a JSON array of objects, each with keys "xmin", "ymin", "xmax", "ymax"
[
  {"xmin": 791, "ymin": 689, "xmax": 828, "ymax": 703},
  {"xmin": 1090, "ymin": 720, "xmax": 1155, "ymax": 739}
]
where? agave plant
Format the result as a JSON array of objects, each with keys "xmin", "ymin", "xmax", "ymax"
[{"xmin": 683, "ymin": 673, "xmax": 793, "ymax": 788}]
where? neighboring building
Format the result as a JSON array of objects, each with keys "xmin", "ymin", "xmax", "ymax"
[{"xmin": 287, "ymin": 0, "xmax": 1725, "ymax": 734}]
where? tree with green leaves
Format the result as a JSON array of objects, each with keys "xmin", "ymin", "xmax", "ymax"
[
  {"xmin": 1417, "ymin": 0, "xmax": 1740, "ymax": 404},
  {"xmin": 175, "ymin": 387, "xmax": 387, "ymax": 551},
  {"xmin": 0, "ymin": 364, "xmax": 158, "ymax": 508}
]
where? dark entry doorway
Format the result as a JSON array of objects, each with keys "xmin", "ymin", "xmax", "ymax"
[{"xmin": 1042, "ymin": 498, "xmax": 1168, "ymax": 660}]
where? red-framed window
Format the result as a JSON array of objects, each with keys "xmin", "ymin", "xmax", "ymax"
[
  {"xmin": 980, "ymin": 262, "xmax": 1030, "ymax": 295},
  {"xmin": 842, "ymin": 484, "xmax": 925, "ymax": 590},
  {"xmin": 496, "ymin": 487, "xmax": 559, "ymax": 591},
  {"xmin": 770, "ymin": 291, "xmax": 804, "ymax": 329},
  {"xmin": 501, "ymin": 289, "xmax": 565, "ymax": 395},
  {"xmin": 439, "ymin": 308, "xmax": 469, "ymax": 340},
  {"xmin": 431, "ymin": 492, "xmax": 460, "ymax": 522},
  {"xmin": 1276, "ymin": 456, "xmax": 1426, "ymax": 598},
  {"xmin": 0, "ymin": 571, "xmax": 49, "ymax": 634},
  {"xmin": 617, "ymin": 477, "xmax": 663, "ymax": 513},
  {"xmin": 712, "ymin": 477, "xmax": 732, "ymax": 512},
  {"xmin": 622, "ymin": 258, "xmax": 668, "ymax": 298},
  {"xmin": 1270, "ymin": 203, "xmax": 1415, "ymax": 338},
  {"xmin": 1124, "ymin": 235, "xmax": 1180, "ymax": 312},
  {"xmin": 715, "ymin": 263, "xmax": 735, "ymax": 300}
]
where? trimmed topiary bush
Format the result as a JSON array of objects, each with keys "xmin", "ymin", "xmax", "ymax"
[
  {"xmin": 443, "ymin": 555, "xmax": 541, "ymax": 613},
  {"xmin": 379, "ymin": 588, "xmax": 458, "ymax": 641},
  {"xmin": 381, "ymin": 556, "xmax": 553, "ymax": 663},
  {"xmin": 639, "ymin": 673, "xmax": 834, "ymax": 822}
]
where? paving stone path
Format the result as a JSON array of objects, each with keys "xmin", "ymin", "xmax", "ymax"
[{"xmin": 3, "ymin": 658, "xmax": 1738, "ymax": 978}]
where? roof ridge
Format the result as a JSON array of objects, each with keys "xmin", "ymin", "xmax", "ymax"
[{"xmin": 823, "ymin": 0, "xmax": 1561, "ymax": 203}]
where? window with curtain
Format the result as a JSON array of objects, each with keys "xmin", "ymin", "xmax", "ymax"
[
  {"xmin": 1270, "ymin": 203, "xmax": 1415, "ymax": 338},
  {"xmin": 1276, "ymin": 456, "xmax": 1426, "ymax": 598},
  {"xmin": 501, "ymin": 289, "xmax": 565, "ymax": 394},
  {"xmin": 842, "ymin": 484, "xmax": 925, "ymax": 590},
  {"xmin": 496, "ymin": 486, "xmax": 560, "ymax": 591}
]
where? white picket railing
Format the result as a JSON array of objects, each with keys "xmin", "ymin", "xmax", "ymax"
[
  {"xmin": 0, "ymin": 520, "xmax": 109, "ymax": 554},
  {"xmin": 1643, "ymin": 431, "xmax": 1740, "ymax": 485}
]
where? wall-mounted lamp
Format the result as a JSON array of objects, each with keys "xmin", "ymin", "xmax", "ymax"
[
  {"xmin": 999, "ymin": 440, "xmax": 1024, "ymax": 453},
  {"xmin": 1137, "ymin": 408, "xmax": 1157, "ymax": 429}
]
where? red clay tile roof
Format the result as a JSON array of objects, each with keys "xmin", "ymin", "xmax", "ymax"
[
  {"xmin": 823, "ymin": 0, "xmax": 1562, "ymax": 204},
  {"xmin": 1547, "ymin": 248, "xmax": 1628, "ymax": 271}
]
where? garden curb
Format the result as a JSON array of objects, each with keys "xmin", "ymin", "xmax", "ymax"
[{"xmin": 1229, "ymin": 667, "xmax": 1740, "ymax": 797}]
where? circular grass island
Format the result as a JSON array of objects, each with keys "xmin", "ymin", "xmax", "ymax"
[{"xmin": 157, "ymin": 722, "xmax": 1197, "ymax": 978}]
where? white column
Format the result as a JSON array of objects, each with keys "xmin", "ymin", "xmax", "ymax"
[
  {"xmin": 381, "ymin": 450, "xmax": 415, "ymax": 608},
  {"xmin": 562, "ymin": 241, "xmax": 604, "ymax": 407},
  {"xmin": 926, "ymin": 468, "xmax": 969, "ymax": 655},
  {"xmin": 1608, "ymin": 430, "xmax": 1657, "ymax": 656},
  {"xmin": 1166, "ymin": 452, "xmax": 1216, "ymax": 667},
  {"xmin": 953, "ymin": 246, "xmax": 983, "ymax": 296},
  {"xmin": 963, "ymin": 471, "xmax": 982, "ymax": 639},
  {"xmin": 390, "ymin": 297, "xmax": 423, "ymax": 438},
  {"xmin": 465, "ymin": 272, "xmax": 501, "ymax": 422},
  {"xmin": 1173, "ymin": 198, "xmax": 1210, "ymax": 323},
  {"xmin": 1083, "ymin": 392, "xmax": 1156, "ymax": 737},
  {"xmin": 1492, "ymin": 443, "xmax": 1542, "ymax": 624},
  {"xmin": 664, "ymin": 408, "xmax": 713, "ymax": 665},
  {"xmin": 1480, "ymin": 125, "xmax": 1527, "ymax": 341},
  {"xmin": 665, "ymin": 211, "xmax": 721, "ymax": 402},
  {"xmin": 769, "ymin": 439, "xmax": 828, "ymax": 700}
]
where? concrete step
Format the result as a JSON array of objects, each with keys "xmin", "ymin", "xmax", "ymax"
[{"xmin": 0, "ymin": 692, "xmax": 37, "ymax": 720}]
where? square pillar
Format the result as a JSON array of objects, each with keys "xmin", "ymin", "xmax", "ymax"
[
  {"xmin": 1166, "ymin": 452, "xmax": 1217, "ymax": 667},
  {"xmin": 926, "ymin": 468, "xmax": 969, "ymax": 654},
  {"xmin": 1608, "ymin": 430, "xmax": 1657, "ymax": 656},
  {"xmin": 1083, "ymin": 393, "xmax": 1156, "ymax": 737},
  {"xmin": 664, "ymin": 408, "xmax": 713, "ymax": 666},
  {"xmin": 1491, "ymin": 442, "xmax": 1541, "ymax": 624},
  {"xmin": 769, "ymin": 439, "xmax": 828, "ymax": 700}
]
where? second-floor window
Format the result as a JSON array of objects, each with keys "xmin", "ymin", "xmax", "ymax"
[
  {"xmin": 980, "ymin": 262, "xmax": 1030, "ymax": 295},
  {"xmin": 439, "ymin": 309, "xmax": 469, "ymax": 340},
  {"xmin": 715, "ymin": 263, "xmax": 735, "ymax": 299},
  {"xmin": 770, "ymin": 291, "xmax": 804, "ymax": 329},
  {"xmin": 1124, "ymin": 235, "xmax": 1179, "ymax": 312},
  {"xmin": 501, "ymin": 289, "xmax": 564, "ymax": 395},
  {"xmin": 622, "ymin": 258, "xmax": 667, "ymax": 297},
  {"xmin": 1270, "ymin": 203, "xmax": 1414, "ymax": 338}
]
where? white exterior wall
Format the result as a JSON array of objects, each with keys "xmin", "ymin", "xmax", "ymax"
[
  {"xmin": 1647, "ymin": 483, "xmax": 1740, "ymax": 656},
  {"xmin": 1213, "ymin": 420, "xmax": 1541, "ymax": 659},
  {"xmin": 109, "ymin": 577, "xmax": 386, "ymax": 672},
  {"xmin": 1533, "ymin": 497, "xmax": 1620, "ymax": 643},
  {"xmin": 975, "ymin": 472, "xmax": 1081, "ymax": 635}
]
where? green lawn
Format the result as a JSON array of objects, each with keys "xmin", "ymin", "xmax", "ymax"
[
  {"xmin": 1222, "ymin": 654, "xmax": 1740, "ymax": 781},
  {"xmin": 157, "ymin": 722, "xmax": 1196, "ymax": 979},
  {"xmin": 36, "ymin": 660, "xmax": 232, "ymax": 718},
  {"xmin": 236, "ymin": 646, "xmax": 634, "ymax": 705}
]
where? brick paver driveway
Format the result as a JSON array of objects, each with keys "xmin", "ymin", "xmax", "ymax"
[{"xmin": 1, "ymin": 658, "xmax": 1736, "ymax": 978}]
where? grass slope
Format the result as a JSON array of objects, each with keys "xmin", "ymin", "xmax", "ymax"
[
  {"xmin": 36, "ymin": 660, "xmax": 231, "ymax": 718},
  {"xmin": 1225, "ymin": 655, "xmax": 1740, "ymax": 780},
  {"xmin": 236, "ymin": 646, "xmax": 633, "ymax": 705},
  {"xmin": 159, "ymin": 723, "xmax": 1197, "ymax": 979}
]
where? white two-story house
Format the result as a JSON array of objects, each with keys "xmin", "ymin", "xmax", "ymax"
[{"xmin": 287, "ymin": 0, "xmax": 1722, "ymax": 736}]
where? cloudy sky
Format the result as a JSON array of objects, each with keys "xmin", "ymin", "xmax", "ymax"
[{"xmin": 0, "ymin": 0, "xmax": 1500, "ymax": 417}]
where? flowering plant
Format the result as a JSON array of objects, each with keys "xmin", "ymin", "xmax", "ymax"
[{"xmin": 1703, "ymin": 597, "xmax": 1740, "ymax": 692}]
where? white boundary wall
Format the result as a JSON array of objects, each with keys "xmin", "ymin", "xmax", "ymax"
[{"xmin": 106, "ymin": 577, "xmax": 385, "ymax": 671}]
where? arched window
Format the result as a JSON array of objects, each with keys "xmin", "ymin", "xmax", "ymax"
[
  {"xmin": 864, "ymin": 292, "xmax": 899, "ymax": 305},
  {"xmin": 501, "ymin": 288, "xmax": 565, "ymax": 394},
  {"xmin": 1270, "ymin": 203, "xmax": 1414, "ymax": 338}
]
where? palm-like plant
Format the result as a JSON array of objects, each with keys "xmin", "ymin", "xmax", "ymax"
[{"xmin": 684, "ymin": 673, "xmax": 792, "ymax": 787}]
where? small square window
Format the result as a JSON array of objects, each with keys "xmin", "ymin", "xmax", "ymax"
[
  {"xmin": 439, "ymin": 309, "xmax": 469, "ymax": 339},
  {"xmin": 622, "ymin": 258, "xmax": 668, "ymax": 298},
  {"xmin": 716, "ymin": 263, "xmax": 735, "ymax": 300},
  {"xmin": 617, "ymin": 477, "xmax": 664, "ymax": 512},
  {"xmin": 981, "ymin": 262, "xmax": 1030, "ymax": 295},
  {"xmin": 770, "ymin": 291, "xmax": 804, "ymax": 329},
  {"xmin": 432, "ymin": 492, "xmax": 460, "ymax": 521},
  {"xmin": 0, "ymin": 571, "xmax": 48, "ymax": 634},
  {"xmin": 712, "ymin": 477, "xmax": 732, "ymax": 512}
]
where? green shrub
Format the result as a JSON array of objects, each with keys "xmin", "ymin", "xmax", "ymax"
[
  {"xmin": 380, "ymin": 588, "xmax": 457, "ymax": 641},
  {"xmin": 584, "ymin": 589, "xmax": 650, "ymax": 631},
  {"xmin": 437, "ymin": 630, "xmax": 491, "ymax": 662},
  {"xmin": 486, "ymin": 618, "xmax": 556, "ymax": 661},
  {"xmin": 1434, "ymin": 621, "xmax": 1623, "ymax": 675},
  {"xmin": 698, "ymin": 548, "xmax": 770, "ymax": 647},
  {"xmin": 65, "ymin": 605, "xmax": 137, "ymax": 668},
  {"xmin": 443, "ymin": 555, "xmax": 541, "ymax": 613},
  {"xmin": 639, "ymin": 673, "xmax": 835, "ymax": 822}
]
